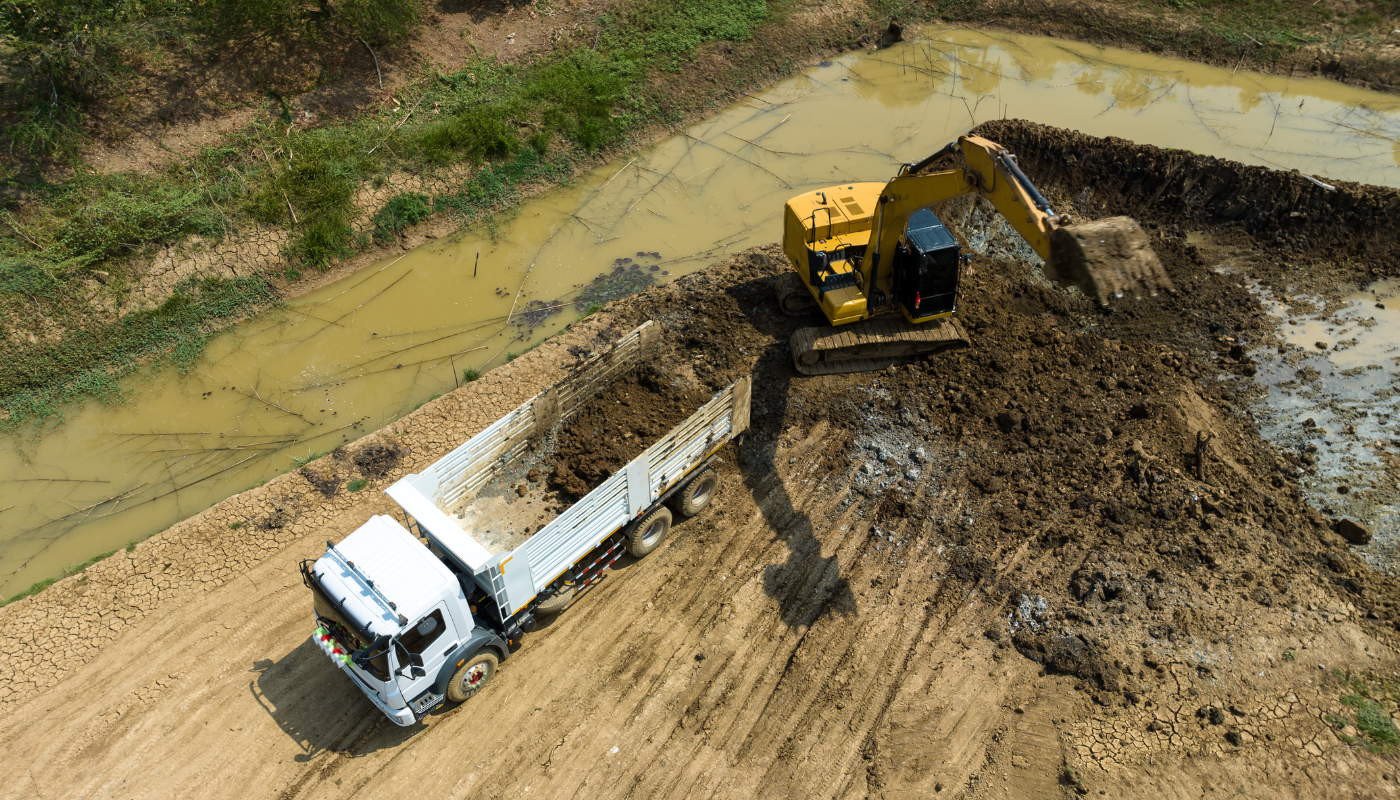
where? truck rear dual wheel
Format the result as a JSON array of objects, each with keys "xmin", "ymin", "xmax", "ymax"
[
  {"xmin": 533, "ymin": 586, "xmax": 576, "ymax": 616},
  {"xmin": 670, "ymin": 467, "xmax": 719, "ymax": 517},
  {"xmin": 446, "ymin": 651, "xmax": 498, "ymax": 702},
  {"xmin": 628, "ymin": 507, "xmax": 672, "ymax": 558}
]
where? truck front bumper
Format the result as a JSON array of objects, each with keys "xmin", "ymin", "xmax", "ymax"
[{"xmin": 340, "ymin": 662, "xmax": 416, "ymax": 726}]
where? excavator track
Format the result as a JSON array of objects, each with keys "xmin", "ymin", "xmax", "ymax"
[
  {"xmin": 775, "ymin": 272, "xmax": 818, "ymax": 316},
  {"xmin": 790, "ymin": 317, "xmax": 970, "ymax": 376}
]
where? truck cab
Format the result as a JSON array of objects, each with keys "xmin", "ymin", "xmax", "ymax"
[{"xmin": 301, "ymin": 515, "xmax": 506, "ymax": 725}]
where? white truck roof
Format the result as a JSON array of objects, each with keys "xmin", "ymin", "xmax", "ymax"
[{"xmin": 312, "ymin": 515, "xmax": 458, "ymax": 636}]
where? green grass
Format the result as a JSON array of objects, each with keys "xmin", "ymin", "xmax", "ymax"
[
  {"xmin": 0, "ymin": 0, "xmax": 419, "ymax": 165},
  {"xmin": 461, "ymin": 367, "xmax": 482, "ymax": 382},
  {"xmin": 1326, "ymin": 672, "xmax": 1400, "ymax": 753},
  {"xmin": 0, "ymin": 547, "xmax": 118, "ymax": 607},
  {"xmin": 347, "ymin": 478, "xmax": 368, "ymax": 492},
  {"xmin": 291, "ymin": 449, "xmax": 328, "ymax": 470},
  {"xmin": 0, "ymin": 274, "xmax": 277, "ymax": 431},
  {"xmin": 372, "ymin": 193, "xmax": 433, "ymax": 242},
  {"xmin": 0, "ymin": 0, "xmax": 780, "ymax": 427}
]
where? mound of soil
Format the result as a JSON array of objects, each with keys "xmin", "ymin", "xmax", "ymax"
[
  {"xmin": 300, "ymin": 469, "xmax": 341, "ymax": 498},
  {"xmin": 353, "ymin": 442, "xmax": 404, "ymax": 478},
  {"xmin": 547, "ymin": 364, "xmax": 715, "ymax": 501},
  {"xmin": 578, "ymin": 116, "xmax": 1400, "ymax": 765}
]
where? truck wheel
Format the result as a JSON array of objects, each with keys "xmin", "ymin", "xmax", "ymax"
[
  {"xmin": 628, "ymin": 506, "xmax": 672, "ymax": 558},
  {"xmin": 446, "ymin": 651, "xmax": 498, "ymax": 702},
  {"xmin": 670, "ymin": 467, "xmax": 719, "ymax": 517},
  {"xmin": 534, "ymin": 586, "xmax": 575, "ymax": 616}
]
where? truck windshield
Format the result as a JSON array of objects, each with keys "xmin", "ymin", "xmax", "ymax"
[
  {"xmin": 304, "ymin": 570, "xmax": 366, "ymax": 637},
  {"xmin": 357, "ymin": 640, "xmax": 392, "ymax": 682},
  {"xmin": 301, "ymin": 563, "xmax": 399, "ymax": 682}
]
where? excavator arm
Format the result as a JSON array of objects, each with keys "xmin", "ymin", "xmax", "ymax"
[
  {"xmin": 858, "ymin": 135, "xmax": 1171, "ymax": 304},
  {"xmin": 776, "ymin": 134, "xmax": 1171, "ymax": 375}
]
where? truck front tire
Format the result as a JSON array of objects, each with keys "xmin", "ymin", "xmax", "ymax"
[
  {"xmin": 670, "ymin": 467, "xmax": 719, "ymax": 517},
  {"xmin": 446, "ymin": 651, "xmax": 499, "ymax": 702},
  {"xmin": 628, "ymin": 506, "xmax": 672, "ymax": 558}
]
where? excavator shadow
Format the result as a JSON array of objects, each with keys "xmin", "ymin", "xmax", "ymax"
[
  {"xmin": 250, "ymin": 638, "xmax": 421, "ymax": 761},
  {"xmin": 726, "ymin": 275, "xmax": 857, "ymax": 631}
]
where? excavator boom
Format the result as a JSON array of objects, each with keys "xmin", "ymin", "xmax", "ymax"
[
  {"xmin": 859, "ymin": 135, "xmax": 1172, "ymax": 304},
  {"xmin": 778, "ymin": 135, "xmax": 1170, "ymax": 374}
]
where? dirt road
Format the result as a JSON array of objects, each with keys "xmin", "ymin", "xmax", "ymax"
[{"xmin": 3, "ymin": 122, "xmax": 1399, "ymax": 799}]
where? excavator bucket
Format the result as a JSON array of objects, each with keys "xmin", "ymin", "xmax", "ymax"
[{"xmin": 1046, "ymin": 217, "xmax": 1172, "ymax": 305}]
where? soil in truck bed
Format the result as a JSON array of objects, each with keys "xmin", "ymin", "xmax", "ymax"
[
  {"xmin": 454, "ymin": 364, "xmax": 714, "ymax": 550},
  {"xmin": 545, "ymin": 364, "xmax": 716, "ymax": 502},
  {"xmin": 5, "ymin": 120, "xmax": 1400, "ymax": 798}
]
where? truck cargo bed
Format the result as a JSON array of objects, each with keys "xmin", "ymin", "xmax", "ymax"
[{"xmin": 384, "ymin": 321, "xmax": 750, "ymax": 623}]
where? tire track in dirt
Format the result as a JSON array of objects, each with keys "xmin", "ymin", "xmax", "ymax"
[{"xmin": 5, "ymin": 123, "xmax": 1400, "ymax": 799}]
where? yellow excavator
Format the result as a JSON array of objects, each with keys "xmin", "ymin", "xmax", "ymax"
[{"xmin": 777, "ymin": 134, "xmax": 1172, "ymax": 374}]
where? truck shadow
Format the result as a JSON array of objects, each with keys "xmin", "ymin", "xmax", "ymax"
[
  {"xmin": 250, "ymin": 638, "xmax": 420, "ymax": 761},
  {"xmin": 727, "ymin": 277, "xmax": 857, "ymax": 631},
  {"xmin": 533, "ymin": 519, "xmax": 704, "ymax": 630}
]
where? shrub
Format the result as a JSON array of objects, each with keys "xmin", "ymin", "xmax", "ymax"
[
  {"xmin": 59, "ymin": 178, "xmax": 225, "ymax": 261},
  {"xmin": 372, "ymin": 193, "xmax": 432, "ymax": 241}
]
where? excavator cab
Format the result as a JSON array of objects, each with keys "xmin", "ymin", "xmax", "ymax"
[{"xmin": 892, "ymin": 209, "xmax": 961, "ymax": 321}]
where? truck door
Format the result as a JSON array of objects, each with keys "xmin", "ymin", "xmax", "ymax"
[{"xmin": 391, "ymin": 605, "xmax": 457, "ymax": 717}]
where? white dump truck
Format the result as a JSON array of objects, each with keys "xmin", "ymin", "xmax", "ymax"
[{"xmin": 300, "ymin": 322, "xmax": 751, "ymax": 725}]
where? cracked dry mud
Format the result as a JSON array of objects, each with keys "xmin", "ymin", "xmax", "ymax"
[{"xmin": 1, "ymin": 120, "xmax": 1399, "ymax": 799}]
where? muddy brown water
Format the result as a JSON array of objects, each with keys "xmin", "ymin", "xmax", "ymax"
[{"xmin": 3, "ymin": 25, "xmax": 1398, "ymax": 597}]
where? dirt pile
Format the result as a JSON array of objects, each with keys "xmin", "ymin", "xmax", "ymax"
[
  {"xmin": 976, "ymin": 119, "xmax": 1400, "ymax": 292},
  {"xmin": 575, "ymin": 118, "xmax": 1400, "ymax": 787},
  {"xmin": 546, "ymin": 365, "xmax": 715, "ymax": 501},
  {"xmin": 1, "ymin": 120, "xmax": 1398, "ymax": 798}
]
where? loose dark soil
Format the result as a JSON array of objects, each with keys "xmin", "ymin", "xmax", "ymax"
[
  {"xmin": 6, "ymin": 119, "xmax": 1400, "ymax": 798},
  {"xmin": 535, "ymin": 118, "xmax": 1400, "ymax": 779},
  {"xmin": 352, "ymin": 441, "xmax": 404, "ymax": 478},
  {"xmin": 547, "ymin": 364, "xmax": 716, "ymax": 500}
]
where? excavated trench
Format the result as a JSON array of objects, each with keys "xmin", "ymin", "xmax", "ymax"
[
  {"xmin": 5, "ymin": 25, "xmax": 1400, "ymax": 600},
  {"xmin": 3, "ymin": 120, "xmax": 1400, "ymax": 798}
]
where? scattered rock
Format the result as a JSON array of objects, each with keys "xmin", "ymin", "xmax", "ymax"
[
  {"xmin": 876, "ymin": 19, "xmax": 903, "ymax": 48},
  {"xmin": 1336, "ymin": 518, "xmax": 1372, "ymax": 545}
]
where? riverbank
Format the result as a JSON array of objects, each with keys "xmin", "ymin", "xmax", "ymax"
[
  {"xmin": 2, "ymin": 119, "xmax": 1398, "ymax": 798},
  {"xmin": 3, "ymin": 0, "xmax": 1397, "ymax": 432},
  {"xmin": 0, "ymin": 0, "xmax": 897, "ymax": 433},
  {"xmin": 935, "ymin": 0, "xmax": 1400, "ymax": 90}
]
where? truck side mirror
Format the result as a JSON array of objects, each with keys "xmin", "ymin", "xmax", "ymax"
[
  {"xmin": 408, "ymin": 653, "xmax": 424, "ymax": 667},
  {"xmin": 411, "ymin": 666, "xmax": 426, "ymax": 678}
]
